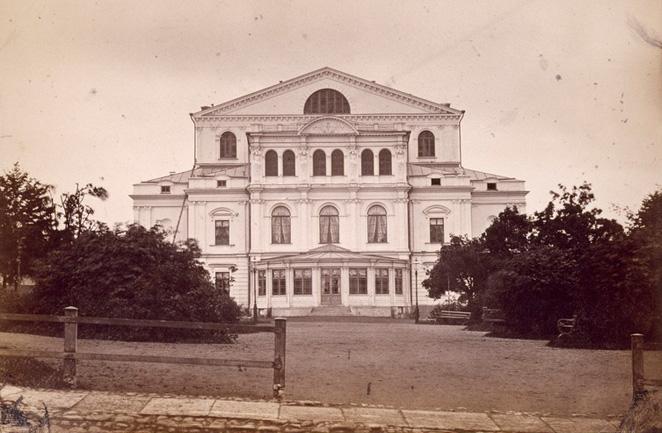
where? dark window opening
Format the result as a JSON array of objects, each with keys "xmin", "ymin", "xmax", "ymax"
[
  {"xmin": 313, "ymin": 150, "xmax": 326, "ymax": 176},
  {"xmin": 272, "ymin": 269, "xmax": 286, "ymax": 296},
  {"xmin": 431, "ymin": 178, "xmax": 441, "ymax": 186},
  {"xmin": 294, "ymin": 269, "xmax": 313, "ymax": 295},
  {"xmin": 217, "ymin": 180, "xmax": 227, "ymax": 187},
  {"xmin": 375, "ymin": 268, "xmax": 389, "ymax": 295},
  {"xmin": 331, "ymin": 149, "xmax": 344, "ymax": 176},
  {"xmin": 283, "ymin": 150, "xmax": 296, "ymax": 176},
  {"xmin": 215, "ymin": 220, "xmax": 230, "ymax": 245},
  {"xmin": 160, "ymin": 185, "xmax": 171, "ymax": 194},
  {"xmin": 219, "ymin": 132, "xmax": 237, "ymax": 158},
  {"xmin": 361, "ymin": 149, "xmax": 374, "ymax": 176},
  {"xmin": 418, "ymin": 131, "xmax": 435, "ymax": 157},
  {"xmin": 379, "ymin": 149, "xmax": 392, "ymax": 175},
  {"xmin": 304, "ymin": 89, "xmax": 350, "ymax": 114},
  {"xmin": 487, "ymin": 182, "xmax": 498, "ymax": 191},
  {"xmin": 215, "ymin": 272, "xmax": 230, "ymax": 293},
  {"xmin": 429, "ymin": 218, "xmax": 444, "ymax": 244},
  {"xmin": 349, "ymin": 268, "xmax": 367, "ymax": 295},
  {"xmin": 265, "ymin": 150, "xmax": 278, "ymax": 176}
]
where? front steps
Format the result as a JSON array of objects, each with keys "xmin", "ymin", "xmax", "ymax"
[{"xmin": 310, "ymin": 306, "xmax": 353, "ymax": 316}]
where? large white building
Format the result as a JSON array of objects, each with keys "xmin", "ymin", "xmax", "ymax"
[{"xmin": 131, "ymin": 68, "xmax": 527, "ymax": 317}]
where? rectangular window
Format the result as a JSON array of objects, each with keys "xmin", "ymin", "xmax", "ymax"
[
  {"xmin": 395, "ymin": 269, "xmax": 403, "ymax": 295},
  {"xmin": 349, "ymin": 268, "xmax": 367, "ymax": 295},
  {"xmin": 487, "ymin": 182, "xmax": 497, "ymax": 191},
  {"xmin": 375, "ymin": 268, "xmax": 389, "ymax": 295},
  {"xmin": 293, "ymin": 269, "xmax": 312, "ymax": 295},
  {"xmin": 272, "ymin": 269, "xmax": 286, "ymax": 296},
  {"xmin": 217, "ymin": 180, "xmax": 227, "ymax": 188},
  {"xmin": 431, "ymin": 178, "xmax": 441, "ymax": 186},
  {"xmin": 215, "ymin": 220, "xmax": 230, "ymax": 245},
  {"xmin": 215, "ymin": 272, "xmax": 230, "ymax": 293},
  {"xmin": 160, "ymin": 185, "xmax": 171, "ymax": 194},
  {"xmin": 430, "ymin": 218, "xmax": 444, "ymax": 244},
  {"xmin": 258, "ymin": 270, "xmax": 266, "ymax": 296}
]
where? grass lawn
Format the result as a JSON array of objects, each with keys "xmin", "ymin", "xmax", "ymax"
[{"xmin": 2, "ymin": 320, "xmax": 660, "ymax": 417}]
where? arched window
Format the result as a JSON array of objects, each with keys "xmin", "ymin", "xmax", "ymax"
[
  {"xmin": 304, "ymin": 89, "xmax": 350, "ymax": 114},
  {"xmin": 418, "ymin": 131, "xmax": 435, "ymax": 157},
  {"xmin": 379, "ymin": 149, "xmax": 392, "ymax": 175},
  {"xmin": 283, "ymin": 150, "xmax": 296, "ymax": 176},
  {"xmin": 265, "ymin": 150, "xmax": 278, "ymax": 176},
  {"xmin": 361, "ymin": 149, "xmax": 374, "ymax": 176},
  {"xmin": 220, "ymin": 132, "xmax": 237, "ymax": 158},
  {"xmin": 367, "ymin": 205, "xmax": 387, "ymax": 243},
  {"xmin": 271, "ymin": 206, "xmax": 291, "ymax": 244},
  {"xmin": 319, "ymin": 205, "xmax": 339, "ymax": 244},
  {"xmin": 313, "ymin": 150, "xmax": 326, "ymax": 176},
  {"xmin": 331, "ymin": 150, "xmax": 344, "ymax": 176}
]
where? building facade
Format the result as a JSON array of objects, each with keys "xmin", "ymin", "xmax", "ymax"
[{"xmin": 131, "ymin": 68, "xmax": 527, "ymax": 316}]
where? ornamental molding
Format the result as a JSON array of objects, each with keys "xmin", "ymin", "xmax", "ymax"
[
  {"xmin": 193, "ymin": 68, "xmax": 463, "ymax": 118},
  {"xmin": 298, "ymin": 116, "xmax": 358, "ymax": 136},
  {"xmin": 194, "ymin": 113, "xmax": 461, "ymax": 124}
]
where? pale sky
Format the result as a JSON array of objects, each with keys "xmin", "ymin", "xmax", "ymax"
[{"xmin": 1, "ymin": 0, "xmax": 661, "ymax": 226}]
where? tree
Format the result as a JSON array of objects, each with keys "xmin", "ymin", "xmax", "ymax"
[
  {"xmin": 58, "ymin": 183, "xmax": 108, "ymax": 242},
  {"xmin": 0, "ymin": 163, "xmax": 57, "ymax": 289},
  {"xmin": 30, "ymin": 224, "xmax": 241, "ymax": 328},
  {"xmin": 482, "ymin": 206, "xmax": 531, "ymax": 257},
  {"xmin": 423, "ymin": 235, "xmax": 493, "ymax": 320}
]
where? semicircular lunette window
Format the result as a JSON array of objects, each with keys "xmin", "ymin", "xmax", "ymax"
[{"xmin": 304, "ymin": 89, "xmax": 351, "ymax": 114}]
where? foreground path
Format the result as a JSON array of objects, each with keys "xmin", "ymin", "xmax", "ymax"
[{"xmin": 1, "ymin": 385, "xmax": 621, "ymax": 433}]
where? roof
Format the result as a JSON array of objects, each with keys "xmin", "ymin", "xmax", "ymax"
[
  {"xmin": 193, "ymin": 67, "xmax": 464, "ymax": 117},
  {"xmin": 407, "ymin": 164, "xmax": 516, "ymax": 181},
  {"xmin": 144, "ymin": 165, "xmax": 249, "ymax": 183},
  {"xmin": 262, "ymin": 244, "xmax": 406, "ymax": 264}
]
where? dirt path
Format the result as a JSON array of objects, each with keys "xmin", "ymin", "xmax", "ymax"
[{"xmin": 2, "ymin": 321, "xmax": 659, "ymax": 417}]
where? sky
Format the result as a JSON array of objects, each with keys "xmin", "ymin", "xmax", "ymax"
[{"xmin": 1, "ymin": 0, "xmax": 661, "ymax": 226}]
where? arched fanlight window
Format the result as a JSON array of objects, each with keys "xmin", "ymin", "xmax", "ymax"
[
  {"xmin": 283, "ymin": 150, "xmax": 296, "ymax": 176},
  {"xmin": 313, "ymin": 150, "xmax": 326, "ymax": 176},
  {"xmin": 220, "ymin": 132, "xmax": 237, "ymax": 158},
  {"xmin": 367, "ymin": 205, "xmax": 387, "ymax": 243},
  {"xmin": 304, "ymin": 89, "xmax": 350, "ymax": 114},
  {"xmin": 319, "ymin": 205, "xmax": 339, "ymax": 244},
  {"xmin": 271, "ymin": 206, "xmax": 291, "ymax": 244},
  {"xmin": 265, "ymin": 150, "xmax": 278, "ymax": 176},
  {"xmin": 361, "ymin": 149, "xmax": 374, "ymax": 176},
  {"xmin": 378, "ymin": 149, "xmax": 392, "ymax": 175},
  {"xmin": 418, "ymin": 131, "xmax": 435, "ymax": 157},
  {"xmin": 331, "ymin": 149, "xmax": 344, "ymax": 176}
]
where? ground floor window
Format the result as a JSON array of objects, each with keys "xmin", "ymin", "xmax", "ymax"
[
  {"xmin": 215, "ymin": 272, "xmax": 230, "ymax": 293},
  {"xmin": 395, "ymin": 269, "xmax": 403, "ymax": 294},
  {"xmin": 375, "ymin": 268, "xmax": 389, "ymax": 294},
  {"xmin": 294, "ymin": 268, "xmax": 313, "ymax": 295},
  {"xmin": 258, "ymin": 270, "xmax": 266, "ymax": 296},
  {"xmin": 321, "ymin": 268, "xmax": 341, "ymax": 295},
  {"xmin": 272, "ymin": 269, "xmax": 286, "ymax": 296},
  {"xmin": 349, "ymin": 268, "xmax": 367, "ymax": 294}
]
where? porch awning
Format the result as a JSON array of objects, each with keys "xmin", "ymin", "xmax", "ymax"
[{"xmin": 259, "ymin": 245, "xmax": 407, "ymax": 265}]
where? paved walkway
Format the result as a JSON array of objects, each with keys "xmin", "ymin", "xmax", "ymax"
[{"xmin": 0, "ymin": 385, "xmax": 621, "ymax": 433}]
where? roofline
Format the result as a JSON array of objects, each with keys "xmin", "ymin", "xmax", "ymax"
[{"xmin": 191, "ymin": 67, "xmax": 464, "ymax": 117}]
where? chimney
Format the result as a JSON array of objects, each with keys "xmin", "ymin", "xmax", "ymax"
[{"xmin": 200, "ymin": 105, "xmax": 211, "ymax": 110}]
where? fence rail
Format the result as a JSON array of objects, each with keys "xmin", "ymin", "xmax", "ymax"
[
  {"xmin": 631, "ymin": 333, "xmax": 662, "ymax": 400},
  {"xmin": 0, "ymin": 307, "xmax": 287, "ymax": 398}
]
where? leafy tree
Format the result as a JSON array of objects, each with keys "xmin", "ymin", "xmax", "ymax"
[
  {"xmin": 30, "ymin": 224, "xmax": 241, "ymax": 338},
  {"xmin": 423, "ymin": 235, "xmax": 493, "ymax": 320},
  {"xmin": 482, "ymin": 206, "xmax": 531, "ymax": 257},
  {"xmin": 0, "ymin": 163, "xmax": 57, "ymax": 289}
]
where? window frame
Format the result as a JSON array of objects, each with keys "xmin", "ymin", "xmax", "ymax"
[
  {"xmin": 160, "ymin": 185, "xmax": 171, "ymax": 194},
  {"xmin": 272, "ymin": 269, "xmax": 287, "ymax": 296},
  {"xmin": 312, "ymin": 149, "xmax": 326, "ymax": 176},
  {"xmin": 319, "ymin": 205, "xmax": 340, "ymax": 244},
  {"xmin": 214, "ymin": 220, "xmax": 230, "ymax": 245},
  {"xmin": 361, "ymin": 149, "xmax": 374, "ymax": 176},
  {"xmin": 418, "ymin": 131, "xmax": 435, "ymax": 157},
  {"xmin": 215, "ymin": 271, "xmax": 231, "ymax": 293},
  {"xmin": 349, "ymin": 268, "xmax": 368, "ymax": 295},
  {"xmin": 282, "ymin": 150, "xmax": 296, "ymax": 176},
  {"xmin": 367, "ymin": 205, "xmax": 387, "ymax": 243},
  {"xmin": 429, "ymin": 217, "xmax": 445, "ymax": 244},
  {"xmin": 265, "ymin": 150, "xmax": 278, "ymax": 177},
  {"xmin": 219, "ymin": 131, "xmax": 237, "ymax": 159},
  {"xmin": 258, "ymin": 270, "xmax": 266, "ymax": 296},
  {"xmin": 395, "ymin": 269, "xmax": 403, "ymax": 295},
  {"xmin": 378, "ymin": 149, "xmax": 392, "ymax": 175},
  {"xmin": 303, "ymin": 89, "xmax": 351, "ymax": 114},
  {"xmin": 293, "ymin": 268, "xmax": 313, "ymax": 295},
  {"xmin": 375, "ymin": 268, "xmax": 389, "ymax": 295},
  {"xmin": 271, "ymin": 206, "xmax": 291, "ymax": 244},
  {"xmin": 331, "ymin": 149, "xmax": 344, "ymax": 176}
]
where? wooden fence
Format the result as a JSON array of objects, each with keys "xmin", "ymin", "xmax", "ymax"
[
  {"xmin": 0, "ymin": 307, "xmax": 287, "ymax": 398},
  {"xmin": 630, "ymin": 333, "xmax": 662, "ymax": 400}
]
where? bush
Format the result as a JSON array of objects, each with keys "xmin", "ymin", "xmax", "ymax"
[{"xmin": 11, "ymin": 225, "xmax": 241, "ymax": 342}]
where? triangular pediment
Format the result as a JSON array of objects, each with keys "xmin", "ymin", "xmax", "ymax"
[{"xmin": 194, "ymin": 67, "xmax": 462, "ymax": 117}]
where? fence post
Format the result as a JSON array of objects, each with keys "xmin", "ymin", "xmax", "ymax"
[
  {"xmin": 273, "ymin": 318, "xmax": 286, "ymax": 399},
  {"xmin": 63, "ymin": 306, "xmax": 78, "ymax": 387},
  {"xmin": 631, "ymin": 333, "xmax": 644, "ymax": 400}
]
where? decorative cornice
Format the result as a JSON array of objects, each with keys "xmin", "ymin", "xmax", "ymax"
[
  {"xmin": 195, "ymin": 113, "xmax": 461, "ymax": 124},
  {"xmin": 194, "ymin": 68, "xmax": 463, "ymax": 118}
]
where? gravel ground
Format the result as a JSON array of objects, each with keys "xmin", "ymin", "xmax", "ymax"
[{"xmin": 2, "ymin": 321, "xmax": 660, "ymax": 417}]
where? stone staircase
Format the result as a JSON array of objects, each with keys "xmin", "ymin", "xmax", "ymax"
[{"xmin": 309, "ymin": 306, "xmax": 353, "ymax": 316}]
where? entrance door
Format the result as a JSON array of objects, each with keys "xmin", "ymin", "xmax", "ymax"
[{"xmin": 320, "ymin": 268, "xmax": 341, "ymax": 305}]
